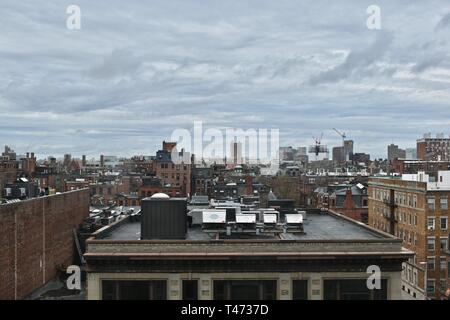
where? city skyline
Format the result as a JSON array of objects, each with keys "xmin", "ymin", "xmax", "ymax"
[{"xmin": 1, "ymin": 1, "xmax": 450, "ymax": 158}]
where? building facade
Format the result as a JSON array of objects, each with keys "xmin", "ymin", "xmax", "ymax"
[
  {"xmin": 85, "ymin": 207, "xmax": 412, "ymax": 300},
  {"xmin": 369, "ymin": 173, "xmax": 450, "ymax": 299},
  {"xmin": 417, "ymin": 135, "xmax": 450, "ymax": 161}
]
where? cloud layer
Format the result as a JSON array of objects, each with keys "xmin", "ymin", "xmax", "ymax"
[{"xmin": 1, "ymin": 0, "xmax": 450, "ymax": 159}]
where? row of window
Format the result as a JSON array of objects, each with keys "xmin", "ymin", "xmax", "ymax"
[
  {"xmin": 373, "ymin": 190, "xmax": 419, "ymax": 208},
  {"xmin": 426, "ymin": 256, "xmax": 448, "ymax": 272},
  {"xmin": 427, "ymin": 237, "xmax": 449, "ymax": 252},
  {"xmin": 101, "ymin": 279, "xmax": 388, "ymax": 300},
  {"xmin": 427, "ymin": 197, "xmax": 448, "ymax": 210},
  {"xmin": 427, "ymin": 279, "xmax": 449, "ymax": 294},
  {"xmin": 159, "ymin": 163, "xmax": 188, "ymax": 170},
  {"xmin": 427, "ymin": 216, "xmax": 448, "ymax": 230}
]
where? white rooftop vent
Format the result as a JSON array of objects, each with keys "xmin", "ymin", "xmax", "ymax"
[
  {"xmin": 150, "ymin": 193, "xmax": 170, "ymax": 199},
  {"xmin": 202, "ymin": 210, "xmax": 226, "ymax": 224},
  {"xmin": 19, "ymin": 177, "xmax": 28, "ymax": 183},
  {"xmin": 263, "ymin": 213, "xmax": 277, "ymax": 224},
  {"xmin": 356, "ymin": 183, "xmax": 365, "ymax": 190},
  {"xmin": 285, "ymin": 214, "xmax": 303, "ymax": 224},
  {"xmin": 236, "ymin": 214, "xmax": 256, "ymax": 224}
]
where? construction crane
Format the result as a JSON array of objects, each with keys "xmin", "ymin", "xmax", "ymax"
[
  {"xmin": 332, "ymin": 128, "xmax": 351, "ymax": 162},
  {"xmin": 333, "ymin": 128, "xmax": 346, "ymax": 143},
  {"xmin": 308, "ymin": 132, "xmax": 329, "ymax": 161}
]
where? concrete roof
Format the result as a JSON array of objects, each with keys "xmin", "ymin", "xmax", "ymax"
[{"xmin": 100, "ymin": 211, "xmax": 382, "ymax": 242}]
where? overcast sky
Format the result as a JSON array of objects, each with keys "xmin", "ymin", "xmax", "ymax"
[{"xmin": 1, "ymin": 0, "xmax": 450, "ymax": 159}]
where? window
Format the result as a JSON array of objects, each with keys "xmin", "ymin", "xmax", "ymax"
[
  {"xmin": 427, "ymin": 257, "xmax": 435, "ymax": 271},
  {"xmin": 182, "ymin": 280, "xmax": 198, "ymax": 300},
  {"xmin": 213, "ymin": 280, "xmax": 277, "ymax": 300},
  {"xmin": 427, "ymin": 237, "xmax": 435, "ymax": 251},
  {"xmin": 441, "ymin": 217, "xmax": 448, "ymax": 230},
  {"xmin": 102, "ymin": 280, "xmax": 167, "ymax": 300},
  {"xmin": 440, "ymin": 280, "xmax": 447, "ymax": 292},
  {"xmin": 414, "ymin": 215, "xmax": 418, "ymax": 226},
  {"xmin": 427, "ymin": 198, "xmax": 435, "ymax": 210},
  {"xmin": 323, "ymin": 279, "xmax": 387, "ymax": 300},
  {"xmin": 441, "ymin": 238, "xmax": 448, "ymax": 251},
  {"xmin": 440, "ymin": 257, "xmax": 447, "ymax": 270},
  {"xmin": 427, "ymin": 217, "xmax": 435, "ymax": 230},
  {"xmin": 441, "ymin": 198, "xmax": 448, "ymax": 210},
  {"xmin": 292, "ymin": 280, "xmax": 308, "ymax": 300},
  {"xmin": 427, "ymin": 280, "xmax": 435, "ymax": 294},
  {"xmin": 413, "ymin": 271, "xmax": 417, "ymax": 285}
]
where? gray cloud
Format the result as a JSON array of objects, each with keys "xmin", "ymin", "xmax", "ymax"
[
  {"xmin": 309, "ymin": 31, "xmax": 393, "ymax": 85},
  {"xmin": 0, "ymin": 1, "xmax": 450, "ymax": 159}
]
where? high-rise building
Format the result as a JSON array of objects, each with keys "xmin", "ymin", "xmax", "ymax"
[
  {"xmin": 230, "ymin": 141, "xmax": 243, "ymax": 165},
  {"xmin": 343, "ymin": 140, "xmax": 354, "ymax": 162},
  {"xmin": 388, "ymin": 144, "xmax": 406, "ymax": 162},
  {"xmin": 333, "ymin": 146, "xmax": 345, "ymax": 164},
  {"xmin": 417, "ymin": 134, "xmax": 450, "ymax": 161}
]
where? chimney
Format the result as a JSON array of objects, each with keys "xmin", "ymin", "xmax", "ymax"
[{"xmin": 245, "ymin": 175, "xmax": 253, "ymax": 195}]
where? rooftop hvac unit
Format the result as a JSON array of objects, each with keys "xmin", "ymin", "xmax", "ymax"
[
  {"xmin": 263, "ymin": 213, "xmax": 277, "ymax": 227},
  {"xmin": 235, "ymin": 214, "xmax": 256, "ymax": 224},
  {"xmin": 285, "ymin": 214, "xmax": 304, "ymax": 231},
  {"xmin": 141, "ymin": 197, "xmax": 187, "ymax": 240},
  {"xmin": 235, "ymin": 214, "xmax": 257, "ymax": 231},
  {"xmin": 20, "ymin": 188, "xmax": 26, "ymax": 197},
  {"xmin": 216, "ymin": 207, "xmax": 237, "ymax": 222},
  {"xmin": 202, "ymin": 210, "xmax": 226, "ymax": 224},
  {"xmin": 5, "ymin": 188, "xmax": 11, "ymax": 197}
]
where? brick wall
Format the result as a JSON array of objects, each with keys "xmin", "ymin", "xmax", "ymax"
[{"xmin": 0, "ymin": 189, "xmax": 90, "ymax": 300}]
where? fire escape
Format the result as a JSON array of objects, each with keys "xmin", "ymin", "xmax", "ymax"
[{"xmin": 382, "ymin": 189, "xmax": 397, "ymax": 235}]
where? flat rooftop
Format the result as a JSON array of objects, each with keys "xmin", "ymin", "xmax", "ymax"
[{"xmin": 99, "ymin": 211, "xmax": 382, "ymax": 241}]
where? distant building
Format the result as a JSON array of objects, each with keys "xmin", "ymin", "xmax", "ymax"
[
  {"xmin": 154, "ymin": 142, "xmax": 192, "ymax": 196},
  {"xmin": 406, "ymin": 148, "xmax": 417, "ymax": 160},
  {"xmin": 388, "ymin": 144, "xmax": 406, "ymax": 162},
  {"xmin": 352, "ymin": 153, "xmax": 370, "ymax": 164},
  {"xmin": 230, "ymin": 142, "xmax": 243, "ymax": 166},
  {"xmin": 315, "ymin": 183, "xmax": 369, "ymax": 223},
  {"xmin": 344, "ymin": 140, "xmax": 354, "ymax": 162},
  {"xmin": 417, "ymin": 134, "xmax": 450, "ymax": 161},
  {"xmin": 332, "ymin": 146, "xmax": 345, "ymax": 164}
]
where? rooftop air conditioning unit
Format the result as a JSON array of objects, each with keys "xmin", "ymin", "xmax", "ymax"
[
  {"xmin": 285, "ymin": 214, "xmax": 304, "ymax": 231},
  {"xmin": 202, "ymin": 210, "xmax": 226, "ymax": 231},
  {"xmin": 263, "ymin": 213, "xmax": 277, "ymax": 228}
]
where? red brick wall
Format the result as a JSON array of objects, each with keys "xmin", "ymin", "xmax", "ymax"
[{"xmin": 0, "ymin": 189, "xmax": 89, "ymax": 300}]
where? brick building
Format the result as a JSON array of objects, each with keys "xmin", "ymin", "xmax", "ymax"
[
  {"xmin": 316, "ymin": 184, "xmax": 369, "ymax": 223},
  {"xmin": 417, "ymin": 135, "xmax": 450, "ymax": 161},
  {"xmin": 0, "ymin": 189, "xmax": 90, "ymax": 299},
  {"xmin": 391, "ymin": 159, "xmax": 450, "ymax": 177},
  {"xmin": 154, "ymin": 141, "xmax": 192, "ymax": 197},
  {"xmin": 369, "ymin": 172, "xmax": 450, "ymax": 299},
  {"xmin": 140, "ymin": 176, "xmax": 181, "ymax": 198}
]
